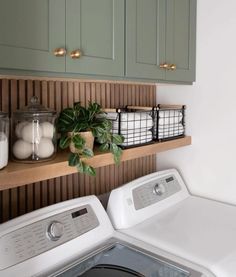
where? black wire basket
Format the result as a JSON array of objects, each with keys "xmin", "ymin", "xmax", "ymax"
[
  {"xmin": 105, "ymin": 106, "xmax": 154, "ymax": 149},
  {"xmin": 153, "ymin": 104, "xmax": 185, "ymax": 141}
]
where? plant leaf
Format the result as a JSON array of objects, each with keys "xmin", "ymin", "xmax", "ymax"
[
  {"xmin": 68, "ymin": 153, "xmax": 80, "ymax": 166},
  {"xmin": 110, "ymin": 143, "xmax": 123, "ymax": 164},
  {"xmin": 112, "ymin": 134, "xmax": 125, "ymax": 145},
  {"xmin": 82, "ymin": 148, "xmax": 94, "ymax": 158},
  {"xmin": 74, "ymin": 121, "xmax": 89, "ymax": 132},
  {"xmin": 96, "ymin": 133, "xmax": 107, "ymax": 144},
  {"xmin": 94, "ymin": 126, "xmax": 105, "ymax": 136},
  {"xmin": 99, "ymin": 143, "xmax": 109, "ymax": 152},
  {"xmin": 83, "ymin": 163, "xmax": 96, "ymax": 176},
  {"xmin": 76, "ymin": 160, "xmax": 84, "ymax": 172},
  {"xmin": 72, "ymin": 134, "xmax": 85, "ymax": 149},
  {"xmin": 77, "ymin": 161, "xmax": 96, "ymax": 176},
  {"xmin": 59, "ymin": 135, "xmax": 71, "ymax": 149}
]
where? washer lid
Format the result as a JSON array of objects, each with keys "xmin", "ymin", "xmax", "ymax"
[
  {"xmin": 122, "ymin": 196, "xmax": 236, "ymax": 277},
  {"xmin": 53, "ymin": 243, "xmax": 191, "ymax": 277},
  {"xmin": 63, "ymin": 265, "xmax": 144, "ymax": 277}
]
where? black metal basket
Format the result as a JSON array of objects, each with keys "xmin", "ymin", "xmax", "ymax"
[
  {"xmin": 154, "ymin": 105, "xmax": 185, "ymax": 141},
  {"xmin": 105, "ymin": 106, "xmax": 154, "ymax": 149}
]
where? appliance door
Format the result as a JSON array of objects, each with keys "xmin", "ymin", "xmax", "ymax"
[{"xmin": 51, "ymin": 243, "xmax": 190, "ymax": 277}]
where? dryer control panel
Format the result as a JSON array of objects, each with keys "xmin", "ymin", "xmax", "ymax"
[
  {"xmin": 107, "ymin": 169, "xmax": 189, "ymax": 229},
  {"xmin": 132, "ymin": 175, "xmax": 181, "ymax": 210}
]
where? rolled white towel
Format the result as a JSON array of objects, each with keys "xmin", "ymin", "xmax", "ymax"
[
  {"xmin": 158, "ymin": 124, "xmax": 184, "ymax": 139},
  {"xmin": 115, "ymin": 128, "xmax": 152, "ymax": 135},
  {"xmin": 157, "ymin": 110, "xmax": 183, "ymax": 125},
  {"xmin": 158, "ymin": 123, "xmax": 184, "ymax": 131},
  {"xmin": 107, "ymin": 112, "xmax": 153, "ymax": 130},
  {"xmin": 121, "ymin": 131, "xmax": 153, "ymax": 146},
  {"xmin": 154, "ymin": 123, "xmax": 183, "ymax": 133}
]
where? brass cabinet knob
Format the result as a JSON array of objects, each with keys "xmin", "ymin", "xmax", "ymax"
[
  {"xmin": 159, "ymin": 63, "xmax": 169, "ymax": 69},
  {"xmin": 159, "ymin": 63, "xmax": 177, "ymax": 71},
  {"xmin": 54, "ymin": 48, "xmax": 67, "ymax": 57},
  {"xmin": 70, "ymin": 49, "xmax": 82, "ymax": 59},
  {"xmin": 168, "ymin": 64, "xmax": 177, "ymax": 71}
]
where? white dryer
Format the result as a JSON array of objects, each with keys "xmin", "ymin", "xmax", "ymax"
[{"xmin": 107, "ymin": 169, "xmax": 236, "ymax": 277}]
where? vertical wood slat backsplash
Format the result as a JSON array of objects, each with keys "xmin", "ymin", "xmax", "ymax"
[{"xmin": 0, "ymin": 79, "xmax": 156, "ymax": 223}]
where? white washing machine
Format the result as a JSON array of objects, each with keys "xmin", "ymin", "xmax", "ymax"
[
  {"xmin": 0, "ymin": 193, "xmax": 208, "ymax": 276},
  {"xmin": 107, "ymin": 169, "xmax": 236, "ymax": 277}
]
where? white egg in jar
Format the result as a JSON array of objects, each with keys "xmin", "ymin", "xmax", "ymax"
[
  {"xmin": 40, "ymin": 122, "xmax": 54, "ymax": 139},
  {"xmin": 12, "ymin": 96, "xmax": 57, "ymax": 162},
  {"xmin": 21, "ymin": 122, "xmax": 42, "ymax": 144},
  {"xmin": 35, "ymin": 138, "xmax": 54, "ymax": 158},
  {"xmin": 15, "ymin": 121, "xmax": 28, "ymax": 138},
  {"xmin": 13, "ymin": 140, "xmax": 32, "ymax": 160}
]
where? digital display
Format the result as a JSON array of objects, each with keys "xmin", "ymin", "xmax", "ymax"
[
  {"xmin": 166, "ymin": 176, "xmax": 174, "ymax": 183},
  {"xmin": 72, "ymin": 208, "xmax": 88, "ymax": 218}
]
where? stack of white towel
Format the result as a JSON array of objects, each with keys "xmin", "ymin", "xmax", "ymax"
[
  {"xmin": 107, "ymin": 112, "xmax": 153, "ymax": 147},
  {"xmin": 155, "ymin": 110, "xmax": 184, "ymax": 139}
]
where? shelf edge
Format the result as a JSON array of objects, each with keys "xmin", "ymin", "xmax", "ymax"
[{"xmin": 0, "ymin": 137, "xmax": 191, "ymax": 190}]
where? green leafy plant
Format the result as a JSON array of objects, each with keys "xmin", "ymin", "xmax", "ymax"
[{"xmin": 57, "ymin": 102, "xmax": 124, "ymax": 176}]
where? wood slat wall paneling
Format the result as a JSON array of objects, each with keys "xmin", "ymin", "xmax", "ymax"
[{"xmin": 0, "ymin": 79, "xmax": 156, "ymax": 223}]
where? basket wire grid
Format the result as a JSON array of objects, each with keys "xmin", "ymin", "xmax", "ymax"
[
  {"xmin": 104, "ymin": 105, "xmax": 185, "ymax": 148},
  {"xmin": 105, "ymin": 108, "xmax": 154, "ymax": 149},
  {"xmin": 154, "ymin": 105, "xmax": 185, "ymax": 141}
]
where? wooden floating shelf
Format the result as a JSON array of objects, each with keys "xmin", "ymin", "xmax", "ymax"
[{"xmin": 0, "ymin": 137, "xmax": 191, "ymax": 191}]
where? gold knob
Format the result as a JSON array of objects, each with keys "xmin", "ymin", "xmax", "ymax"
[
  {"xmin": 168, "ymin": 64, "xmax": 177, "ymax": 71},
  {"xmin": 159, "ymin": 63, "xmax": 169, "ymax": 69},
  {"xmin": 54, "ymin": 48, "xmax": 66, "ymax": 57},
  {"xmin": 70, "ymin": 49, "xmax": 82, "ymax": 59}
]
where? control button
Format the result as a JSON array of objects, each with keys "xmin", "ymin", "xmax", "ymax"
[
  {"xmin": 47, "ymin": 221, "xmax": 64, "ymax": 241},
  {"xmin": 153, "ymin": 183, "xmax": 165, "ymax": 196}
]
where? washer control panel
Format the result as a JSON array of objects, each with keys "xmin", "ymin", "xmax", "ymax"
[
  {"xmin": 0, "ymin": 204, "xmax": 99, "ymax": 269},
  {"xmin": 132, "ymin": 175, "xmax": 181, "ymax": 210}
]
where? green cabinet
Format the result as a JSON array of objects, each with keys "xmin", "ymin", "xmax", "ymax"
[
  {"xmin": 0, "ymin": 0, "xmax": 124, "ymax": 76},
  {"xmin": 66, "ymin": 0, "xmax": 124, "ymax": 77},
  {"xmin": 0, "ymin": 0, "xmax": 65, "ymax": 72},
  {"xmin": 126, "ymin": 0, "xmax": 166, "ymax": 80},
  {"xmin": 126, "ymin": 0, "xmax": 196, "ymax": 82},
  {"xmin": 0, "ymin": 0, "xmax": 196, "ymax": 83},
  {"xmin": 165, "ymin": 0, "xmax": 196, "ymax": 82}
]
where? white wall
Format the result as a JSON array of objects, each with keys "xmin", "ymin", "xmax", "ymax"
[{"xmin": 157, "ymin": 0, "xmax": 236, "ymax": 205}]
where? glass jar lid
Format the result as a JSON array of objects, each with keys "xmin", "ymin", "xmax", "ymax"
[
  {"xmin": 0, "ymin": 111, "xmax": 8, "ymax": 118},
  {"xmin": 14, "ymin": 96, "xmax": 56, "ymax": 117}
]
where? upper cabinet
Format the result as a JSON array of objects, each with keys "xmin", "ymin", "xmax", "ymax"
[
  {"xmin": 126, "ymin": 0, "xmax": 196, "ymax": 82},
  {"xmin": 65, "ymin": 0, "xmax": 124, "ymax": 77},
  {"xmin": 0, "ymin": 0, "xmax": 196, "ymax": 83},
  {"xmin": 165, "ymin": 0, "xmax": 196, "ymax": 82},
  {"xmin": 126, "ymin": 0, "xmax": 166, "ymax": 80},
  {"xmin": 0, "ymin": 0, "xmax": 66, "ymax": 72}
]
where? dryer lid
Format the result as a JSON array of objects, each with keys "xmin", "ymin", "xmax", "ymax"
[{"xmin": 122, "ymin": 196, "xmax": 236, "ymax": 277}]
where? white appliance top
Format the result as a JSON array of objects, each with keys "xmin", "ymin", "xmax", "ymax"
[
  {"xmin": 0, "ymin": 192, "xmax": 204, "ymax": 277},
  {"xmin": 107, "ymin": 169, "xmax": 236, "ymax": 277},
  {"xmin": 0, "ymin": 195, "xmax": 114, "ymax": 277}
]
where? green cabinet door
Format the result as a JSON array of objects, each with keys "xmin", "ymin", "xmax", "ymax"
[
  {"xmin": 165, "ymin": 0, "xmax": 196, "ymax": 82},
  {"xmin": 126, "ymin": 0, "xmax": 166, "ymax": 80},
  {"xmin": 126, "ymin": 0, "xmax": 196, "ymax": 83},
  {"xmin": 66, "ymin": 0, "xmax": 124, "ymax": 77},
  {"xmin": 0, "ymin": 0, "xmax": 66, "ymax": 72}
]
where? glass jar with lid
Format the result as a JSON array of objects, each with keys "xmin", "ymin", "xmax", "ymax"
[
  {"xmin": 0, "ymin": 112, "xmax": 9, "ymax": 169},
  {"xmin": 12, "ymin": 96, "xmax": 57, "ymax": 163}
]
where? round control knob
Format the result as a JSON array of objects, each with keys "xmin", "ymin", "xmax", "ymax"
[
  {"xmin": 153, "ymin": 183, "xmax": 165, "ymax": 196},
  {"xmin": 47, "ymin": 221, "xmax": 64, "ymax": 241}
]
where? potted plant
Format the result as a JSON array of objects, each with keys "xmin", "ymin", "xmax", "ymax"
[{"xmin": 57, "ymin": 102, "xmax": 124, "ymax": 176}]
